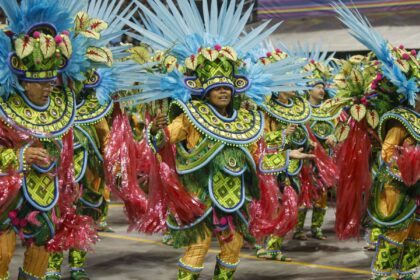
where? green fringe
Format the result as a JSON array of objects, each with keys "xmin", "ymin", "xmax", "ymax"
[
  {"xmin": 168, "ymin": 214, "xmax": 213, "ymax": 249},
  {"xmin": 168, "ymin": 209, "xmax": 255, "ymax": 248}
]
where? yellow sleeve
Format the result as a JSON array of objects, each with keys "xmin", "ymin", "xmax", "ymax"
[
  {"xmin": 381, "ymin": 124, "xmax": 408, "ymax": 163},
  {"xmin": 167, "ymin": 114, "xmax": 189, "ymax": 144},
  {"xmin": 264, "ymin": 112, "xmax": 276, "ymax": 133},
  {"xmin": 94, "ymin": 118, "xmax": 110, "ymax": 154}
]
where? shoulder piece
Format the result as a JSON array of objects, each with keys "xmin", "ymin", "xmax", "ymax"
[
  {"xmin": 260, "ymin": 96, "xmax": 311, "ymax": 124},
  {"xmin": 310, "ymin": 102, "xmax": 341, "ymax": 121},
  {"xmin": 75, "ymin": 93, "xmax": 113, "ymax": 125},
  {"xmin": 169, "ymin": 100, "xmax": 263, "ymax": 146},
  {"xmin": 379, "ymin": 107, "xmax": 419, "ymax": 142},
  {"xmin": 0, "ymin": 87, "xmax": 75, "ymax": 140}
]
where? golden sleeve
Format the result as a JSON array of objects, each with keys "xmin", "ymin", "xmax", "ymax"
[
  {"xmin": 167, "ymin": 114, "xmax": 189, "ymax": 144},
  {"xmin": 94, "ymin": 118, "xmax": 111, "ymax": 154},
  {"xmin": 381, "ymin": 124, "xmax": 408, "ymax": 163}
]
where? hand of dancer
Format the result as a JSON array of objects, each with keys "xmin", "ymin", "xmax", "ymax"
[
  {"xmin": 325, "ymin": 135, "xmax": 336, "ymax": 147},
  {"xmin": 289, "ymin": 148, "xmax": 315, "ymax": 160},
  {"xmin": 150, "ymin": 110, "xmax": 167, "ymax": 135},
  {"xmin": 285, "ymin": 124, "xmax": 297, "ymax": 136},
  {"xmin": 25, "ymin": 147, "xmax": 51, "ymax": 167}
]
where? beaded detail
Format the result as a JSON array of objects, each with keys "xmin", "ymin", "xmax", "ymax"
[
  {"xmin": 0, "ymin": 87, "xmax": 75, "ymax": 140},
  {"xmin": 169, "ymin": 100, "xmax": 263, "ymax": 146}
]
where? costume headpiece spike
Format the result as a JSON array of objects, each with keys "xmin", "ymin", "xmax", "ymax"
[
  {"xmin": 116, "ymin": 0, "xmax": 312, "ymax": 105},
  {"xmin": 332, "ymin": 0, "xmax": 418, "ymax": 107}
]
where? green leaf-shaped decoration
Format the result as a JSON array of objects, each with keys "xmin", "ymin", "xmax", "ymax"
[
  {"xmin": 15, "ymin": 36, "xmax": 34, "ymax": 59},
  {"xmin": 39, "ymin": 34, "xmax": 56, "ymax": 59}
]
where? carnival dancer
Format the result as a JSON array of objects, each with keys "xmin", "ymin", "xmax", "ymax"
[
  {"xmin": 110, "ymin": 0, "xmax": 314, "ymax": 278},
  {"xmin": 256, "ymin": 86, "xmax": 311, "ymax": 260},
  {"xmin": 294, "ymin": 48, "xmax": 339, "ymax": 241},
  {"xmin": 45, "ymin": 1, "xmax": 148, "ymax": 279},
  {"xmin": 0, "ymin": 1, "xmax": 98, "ymax": 279},
  {"xmin": 247, "ymin": 47, "xmax": 313, "ymax": 260},
  {"xmin": 331, "ymin": 2, "xmax": 419, "ymax": 279}
]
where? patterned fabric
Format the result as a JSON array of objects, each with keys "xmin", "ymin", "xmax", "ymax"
[
  {"xmin": 211, "ymin": 171, "xmax": 242, "ymax": 210},
  {"xmin": 373, "ymin": 237, "xmax": 403, "ymax": 275},
  {"xmin": 176, "ymin": 138, "xmax": 223, "ymax": 173},
  {"xmin": 311, "ymin": 207, "xmax": 327, "ymax": 231},
  {"xmin": 69, "ymin": 249, "xmax": 87, "ymax": 269},
  {"xmin": 46, "ymin": 252, "xmax": 64, "ymax": 274},
  {"xmin": 23, "ymin": 171, "xmax": 57, "ymax": 210},
  {"xmin": 213, "ymin": 261, "xmax": 236, "ymax": 280},
  {"xmin": 169, "ymin": 100, "xmax": 263, "ymax": 146},
  {"xmin": 0, "ymin": 148, "xmax": 19, "ymax": 172},
  {"xmin": 177, "ymin": 268, "xmax": 200, "ymax": 280},
  {"xmin": 295, "ymin": 208, "xmax": 307, "ymax": 234},
  {"xmin": 73, "ymin": 149, "xmax": 86, "ymax": 181},
  {"xmin": 0, "ymin": 88, "xmax": 75, "ymax": 139},
  {"xmin": 260, "ymin": 96, "xmax": 311, "ymax": 124},
  {"xmin": 259, "ymin": 152, "xmax": 288, "ymax": 175},
  {"xmin": 379, "ymin": 107, "xmax": 420, "ymax": 142},
  {"xmin": 265, "ymin": 236, "xmax": 284, "ymax": 251},
  {"xmin": 75, "ymin": 93, "xmax": 113, "ymax": 125},
  {"xmin": 399, "ymin": 239, "xmax": 420, "ymax": 274}
]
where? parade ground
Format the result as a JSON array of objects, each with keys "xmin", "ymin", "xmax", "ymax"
[{"xmin": 9, "ymin": 204, "xmax": 373, "ymax": 280}]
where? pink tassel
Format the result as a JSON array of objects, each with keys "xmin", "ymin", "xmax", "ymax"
[
  {"xmin": 47, "ymin": 211, "xmax": 98, "ymax": 252},
  {"xmin": 395, "ymin": 144, "xmax": 420, "ymax": 186},
  {"xmin": 159, "ymin": 162, "xmax": 205, "ymax": 225},
  {"xmin": 136, "ymin": 139, "xmax": 168, "ymax": 233},
  {"xmin": 26, "ymin": 211, "xmax": 41, "ymax": 226},
  {"xmin": 51, "ymin": 129, "xmax": 98, "ymax": 251},
  {"xmin": 104, "ymin": 104, "xmax": 148, "ymax": 230},
  {"xmin": 335, "ymin": 120, "xmax": 372, "ymax": 240},
  {"xmin": 299, "ymin": 164, "xmax": 313, "ymax": 208},
  {"xmin": 307, "ymin": 125, "xmax": 338, "ymax": 189}
]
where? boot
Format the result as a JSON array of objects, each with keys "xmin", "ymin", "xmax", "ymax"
[
  {"xmin": 45, "ymin": 252, "xmax": 64, "ymax": 280},
  {"xmin": 372, "ymin": 236, "xmax": 403, "ymax": 277},
  {"xmin": 311, "ymin": 207, "xmax": 327, "ymax": 240},
  {"xmin": 213, "ymin": 255, "xmax": 238, "ymax": 280},
  {"xmin": 69, "ymin": 249, "xmax": 89, "ymax": 280},
  {"xmin": 293, "ymin": 208, "xmax": 308, "ymax": 240},
  {"xmin": 397, "ymin": 239, "xmax": 419, "ymax": 279},
  {"xmin": 177, "ymin": 259, "xmax": 202, "ymax": 280},
  {"xmin": 97, "ymin": 202, "xmax": 113, "ymax": 233},
  {"xmin": 256, "ymin": 236, "xmax": 291, "ymax": 261},
  {"xmin": 18, "ymin": 268, "xmax": 43, "ymax": 280}
]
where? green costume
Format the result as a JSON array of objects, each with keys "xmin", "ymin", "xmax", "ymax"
[
  {"xmin": 368, "ymin": 108, "xmax": 419, "ymax": 279},
  {"xmin": 257, "ymin": 94, "xmax": 310, "ymax": 259},
  {"xmin": 296, "ymin": 101, "xmax": 340, "ymax": 240},
  {"xmin": 46, "ymin": 85, "xmax": 112, "ymax": 280}
]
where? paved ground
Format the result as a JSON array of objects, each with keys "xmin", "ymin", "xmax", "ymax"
[{"xmin": 9, "ymin": 205, "xmax": 374, "ymax": 279}]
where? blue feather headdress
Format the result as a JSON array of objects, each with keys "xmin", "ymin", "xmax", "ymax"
[
  {"xmin": 115, "ymin": 0, "xmax": 312, "ymax": 106},
  {"xmin": 62, "ymin": 0, "xmax": 152, "ymax": 105},
  {"xmin": 332, "ymin": 0, "xmax": 418, "ymax": 107},
  {"xmin": 285, "ymin": 42, "xmax": 337, "ymax": 97},
  {"xmin": 0, "ymin": 0, "xmax": 86, "ymax": 98}
]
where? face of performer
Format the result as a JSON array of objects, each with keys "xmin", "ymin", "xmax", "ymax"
[
  {"xmin": 308, "ymin": 83, "xmax": 326, "ymax": 104},
  {"xmin": 22, "ymin": 80, "xmax": 55, "ymax": 106},
  {"xmin": 207, "ymin": 86, "xmax": 232, "ymax": 113}
]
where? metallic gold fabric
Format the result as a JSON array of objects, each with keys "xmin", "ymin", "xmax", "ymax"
[
  {"xmin": 181, "ymin": 231, "xmax": 212, "ymax": 268},
  {"xmin": 313, "ymin": 190, "xmax": 328, "ymax": 209},
  {"xmin": 23, "ymin": 244, "xmax": 49, "ymax": 278},
  {"xmin": 0, "ymin": 231, "xmax": 16, "ymax": 278},
  {"xmin": 217, "ymin": 231, "xmax": 243, "ymax": 264}
]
